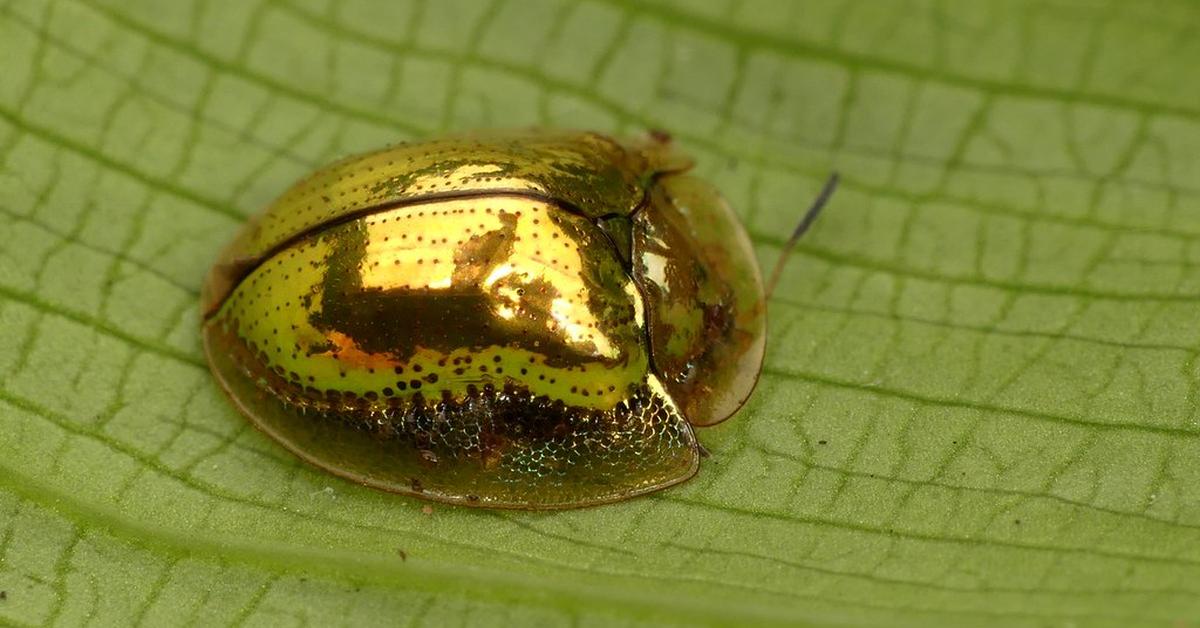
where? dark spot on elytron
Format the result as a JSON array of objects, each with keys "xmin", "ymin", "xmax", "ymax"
[
  {"xmin": 410, "ymin": 379, "xmax": 422, "ymax": 389},
  {"xmin": 305, "ymin": 208, "xmax": 623, "ymax": 370}
]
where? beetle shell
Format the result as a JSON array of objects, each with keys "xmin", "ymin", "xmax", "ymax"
[{"xmin": 202, "ymin": 129, "xmax": 765, "ymax": 508}]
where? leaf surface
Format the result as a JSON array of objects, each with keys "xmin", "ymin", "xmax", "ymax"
[{"xmin": 3, "ymin": 0, "xmax": 1200, "ymax": 625}]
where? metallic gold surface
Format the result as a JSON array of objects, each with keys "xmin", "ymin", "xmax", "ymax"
[
  {"xmin": 632, "ymin": 175, "xmax": 767, "ymax": 426},
  {"xmin": 212, "ymin": 196, "xmax": 647, "ymax": 410},
  {"xmin": 202, "ymin": 129, "xmax": 764, "ymax": 508},
  {"xmin": 202, "ymin": 130, "xmax": 687, "ymax": 314},
  {"xmin": 203, "ymin": 193, "xmax": 698, "ymax": 507},
  {"xmin": 205, "ymin": 319, "xmax": 697, "ymax": 507}
]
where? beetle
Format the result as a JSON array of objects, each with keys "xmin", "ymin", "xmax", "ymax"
[{"xmin": 201, "ymin": 129, "xmax": 836, "ymax": 509}]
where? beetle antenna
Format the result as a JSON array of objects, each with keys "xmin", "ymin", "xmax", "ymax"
[{"xmin": 765, "ymin": 172, "xmax": 839, "ymax": 299}]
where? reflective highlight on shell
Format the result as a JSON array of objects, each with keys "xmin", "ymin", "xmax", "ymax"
[{"xmin": 202, "ymin": 129, "xmax": 766, "ymax": 509}]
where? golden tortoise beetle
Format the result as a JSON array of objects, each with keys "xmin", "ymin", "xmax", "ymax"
[{"xmin": 201, "ymin": 129, "xmax": 836, "ymax": 509}]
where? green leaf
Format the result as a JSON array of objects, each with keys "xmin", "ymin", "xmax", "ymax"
[{"xmin": 3, "ymin": 0, "xmax": 1200, "ymax": 625}]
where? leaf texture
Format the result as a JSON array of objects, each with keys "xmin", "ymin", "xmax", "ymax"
[{"xmin": 2, "ymin": 0, "xmax": 1200, "ymax": 625}]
